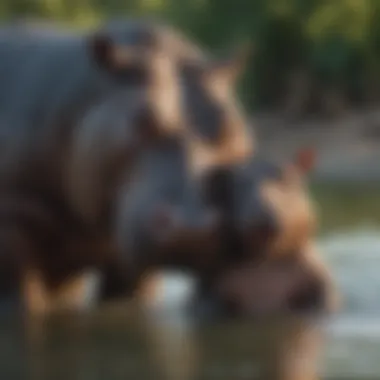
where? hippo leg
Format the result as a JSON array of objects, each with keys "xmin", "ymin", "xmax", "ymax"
[{"xmin": 22, "ymin": 269, "xmax": 102, "ymax": 380}]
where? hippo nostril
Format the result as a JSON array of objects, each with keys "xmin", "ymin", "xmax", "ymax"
[{"xmin": 288, "ymin": 282, "xmax": 327, "ymax": 315}]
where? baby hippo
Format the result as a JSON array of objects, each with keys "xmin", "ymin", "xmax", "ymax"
[{"xmin": 212, "ymin": 149, "xmax": 340, "ymax": 318}]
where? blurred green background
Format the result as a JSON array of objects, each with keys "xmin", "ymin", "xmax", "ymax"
[{"xmin": 2, "ymin": 0, "xmax": 380, "ymax": 116}]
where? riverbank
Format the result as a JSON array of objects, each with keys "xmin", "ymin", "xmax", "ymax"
[
  {"xmin": 311, "ymin": 181, "xmax": 380, "ymax": 232},
  {"xmin": 255, "ymin": 108, "xmax": 380, "ymax": 182}
]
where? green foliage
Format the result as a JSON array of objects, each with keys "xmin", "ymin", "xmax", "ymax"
[{"xmin": 1, "ymin": 0, "xmax": 379, "ymax": 112}]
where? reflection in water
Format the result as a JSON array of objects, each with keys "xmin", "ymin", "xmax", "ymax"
[
  {"xmin": 0, "ymin": 312, "xmax": 325, "ymax": 380},
  {"xmin": 0, "ymin": 229, "xmax": 379, "ymax": 379}
]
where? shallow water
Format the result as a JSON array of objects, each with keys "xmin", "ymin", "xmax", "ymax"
[
  {"xmin": 0, "ymin": 228, "xmax": 379, "ymax": 380},
  {"xmin": 319, "ymin": 229, "xmax": 380, "ymax": 378}
]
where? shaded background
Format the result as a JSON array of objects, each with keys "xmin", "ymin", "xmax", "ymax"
[
  {"xmin": 2, "ymin": 0, "xmax": 380, "ymax": 184},
  {"xmin": 2, "ymin": 0, "xmax": 380, "ymax": 116},
  {"xmin": 0, "ymin": 1, "xmax": 380, "ymax": 379}
]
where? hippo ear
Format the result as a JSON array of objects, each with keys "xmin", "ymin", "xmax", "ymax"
[
  {"xmin": 293, "ymin": 147, "xmax": 316, "ymax": 174},
  {"xmin": 205, "ymin": 43, "xmax": 253, "ymax": 89},
  {"xmin": 88, "ymin": 33, "xmax": 136, "ymax": 71}
]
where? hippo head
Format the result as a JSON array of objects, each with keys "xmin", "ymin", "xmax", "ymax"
[
  {"xmin": 228, "ymin": 148, "xmax": 318, "ymax": 259},
  {"xmin": 69, "ymin": 23, "xmax": 255, "ymax": 226},
  {"xmin": 87, "ymin": 24, "xmax": 184, "ymax": 144},
  {"xmin": 67, "ymin": 23, "xmax": 191, "ymax": 224},
  {"xmin": 187, "ymin": 148, "xmax": 340, "ymax": 321}
]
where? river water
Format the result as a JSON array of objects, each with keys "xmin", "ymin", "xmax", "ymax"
[
  {"xmin": 319, "ymin": 228, "xmax": 380, "ymax": 378},
  {"xmin": 0, "ymin": 229, "xmax": 379, "ymax": 379}
]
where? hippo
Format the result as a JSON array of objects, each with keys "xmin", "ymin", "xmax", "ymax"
[
  {"xmin": 0, "ymin": 19, "xmax": 255, "ymax": 317},
  {"xmin": 200, "ymin": 148, "xmax": 340, "ymax": 319}
]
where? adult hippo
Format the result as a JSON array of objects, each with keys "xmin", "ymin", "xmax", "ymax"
[{"xmin": 0, "ymin": 19, "xmax": 254, "ymax": 316}]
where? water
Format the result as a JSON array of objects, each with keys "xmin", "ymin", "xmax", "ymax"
[
  {"xmin": 0, "ymin": 229, "xmax": 380, "ymax": 379},
  {"xmin": 320, "ymin": 228, "xmax": 380, "ymax": 315},
  {"xmin": 319, "ymin": 229, "xmax": 380, "ymax": 377},
  {"xmin": 140, "ymin": 229, "xmax": 380, "ymax": 378}
]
